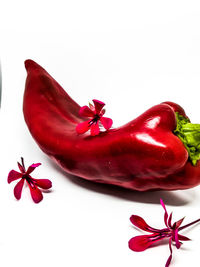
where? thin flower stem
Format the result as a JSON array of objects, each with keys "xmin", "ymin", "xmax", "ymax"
[{"xmin": 178, "ymin": 218, "xmax": 200, "ymax": 231}]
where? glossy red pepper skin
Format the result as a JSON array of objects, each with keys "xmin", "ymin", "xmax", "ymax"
[{"xmin": 23, "ymin": 60, "xmax": 200, "ymax": 191}]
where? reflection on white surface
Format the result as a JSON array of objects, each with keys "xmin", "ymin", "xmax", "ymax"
[
  {"xmin": 146, "ymin": 117, "xmax": 160, "ymax": 129},
  {"xmin": 136, "ymin": 133, "xmax": 166, "ymax": 147}
]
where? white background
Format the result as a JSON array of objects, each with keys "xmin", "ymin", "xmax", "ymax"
[{"xmin": 1, "ymin": 1, "xmax": 200, "ymax": 266}]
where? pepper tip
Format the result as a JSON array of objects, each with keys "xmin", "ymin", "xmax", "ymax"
[{"xmin": 24, "ymin": 59, "xmax": 41, "ymax": 71}]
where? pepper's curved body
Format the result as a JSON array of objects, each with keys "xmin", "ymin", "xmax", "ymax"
[{"xmin": 23, "ymin": 60, "xmax": 200, "ymax": 191}]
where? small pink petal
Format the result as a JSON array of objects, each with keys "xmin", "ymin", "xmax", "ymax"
[
  {"xmin": 174, "ymin": 229, "xmax": 181, "ymax": 249},
  {"xmin": 129, "ymin": 236, "xmax": 151, "ymax": 252},
  {"xmin": 168, "ymin": 212, "xmax": 173, "ymax": 228},
  {"xmin": 18, "ymin": 162, "xmax": 25, "ymax": 173},
  {"xmin": 34, "ymin": 179, "xmax": 52, "ymax": 189},
  {"xmin": 100, "ymin": 117, "xmax": 113, "ymax": 130},
  {"xmin": 31, "ymin": 163, "xmax": 41, "ymax": 168},
  {"xmin": 26, "ymin": 163, "xmax": 41, "ymax": 175},
  {"xmin": 160, "ymin": 199, "xmax": 169, "ymax": 227},
  {"xmin": 89, "ymin": 103, "xmax": 95, "ymax": 112},
  {"xmin": 14, "ymin": 179, "xmax": 25, "ymax": 200},
  {"xmin": 76, "ymin": 120, "xmax": 91, "ymax": 134},
  {"xmin": 8, "ymin": 170, "xmax": 23, "ymax": 183},
  {"xmin": 178, "ymin": 234, "xmax": 191, "ymax": 241},
  {"xmin": 90, "ymin": 122, "xmax": 100, "ymax": 136},
  {"xmin": 165, "ymin": 254, "xmax": 172, "ymax": 267},
  {"xmin": 130, "ymin": 215, "xmax": 160, "ymax": 233},
  {"xmin": 92, "ymin": 99, "xmax": 105, "ymax": 114},
  {"xmin": 128, "ymin": 234, "xmax": 163, "ymax": 252},
  {"xmin": 101, "ymin": 109, "xmax": 106, "ymax": 115},
  {"xmin": 79, "ymin": 106, "xmax": 94, "ymax": 117},
  {"xmin": 29, "ymin": 185, "xmax": 43, "ymax": 203},
  {"xmin": 173, "ymin": 217, "xmax": 185, "ymax": 229},
  {"xmin": 165, "ymin": 238, "xmax": 173, "ymax": 267}
]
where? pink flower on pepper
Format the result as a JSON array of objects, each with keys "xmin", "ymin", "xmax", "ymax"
[
  {"xmin": 128, "ymin": 199, "xmax": 200, "ymax": 267},
  {"xmin": 76, "ymin": 99, "xmax": 113, "ymax": 136},
  {"xmin": 8, "ymin": 157, "xmax": 52, "ymax": 203}
]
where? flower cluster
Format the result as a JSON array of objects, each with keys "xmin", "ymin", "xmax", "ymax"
[
  {"xmin": 8, "ymin": 157, "xmax": 52, "ymax": 203},
  {"xmin": 76, "ymin": 99, "xmax": 113, "ymax": 136},
  {"xmin": 129, "ymin": 199, "xmax": 200, "ymax": 267}
]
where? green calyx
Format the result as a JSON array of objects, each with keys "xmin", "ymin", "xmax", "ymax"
[{"xmin": 174, "ymin": 112, "xmax": 200, "ymax": 166}]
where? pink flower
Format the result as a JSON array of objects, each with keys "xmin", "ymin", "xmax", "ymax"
[
  {"xmin": 8, "ymin": 157, "xmax": 52, "ymax": 203},
  {"xmin": 128, "ymin": 199, "xmax": 200, "ymax": 267},
  {"xmin": 76, "ymin": 99, "xmax": 113, "ymax": 136}
]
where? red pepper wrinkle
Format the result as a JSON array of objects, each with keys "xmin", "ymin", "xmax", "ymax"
[{"xmin": 23, "ymin": 59, "xmax": 200, "ymax": 191}]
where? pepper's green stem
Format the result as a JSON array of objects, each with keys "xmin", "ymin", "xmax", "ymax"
[{"xmin": 174, "ymin": 112, "xmax": 200, "ymax": 166}]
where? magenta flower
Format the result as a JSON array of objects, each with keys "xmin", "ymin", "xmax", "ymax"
[
  {"xmin": 76, "ymin": 99, "xmax": 113, "ymax": 136},
  {"xmin": 128, "ymin": 199, "xmax": 200, "ymax": 267},
  {"xmin": 8, "ymin": 157, "xmax": 52, "ymax": 203}
]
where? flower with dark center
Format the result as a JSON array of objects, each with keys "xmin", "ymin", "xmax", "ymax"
[
  {"xmin": 76, "ymin": 99, "xmax": 113, "ymax": 136},
  {"xmin": 8, "ymin": 157, "xmax": 52, "ymax": 203},
  {"xmin": 128, "ymin": 199, "xmax": 200, "ymax": 267}
]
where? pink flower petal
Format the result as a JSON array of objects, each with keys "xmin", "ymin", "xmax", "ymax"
[
  {"xmin": 160, "ymin": 199, "xmax": 169, "ymax": 227},
  {"xmin": 173, "ymin": 217, "xmax": 185, "ymax": 229},
  {"xmin": 100, "ymin": 117, "xmax": 113, "ymax": 130},
  {"xmin": 76, "ymin": 120, "xmax": 91, "ymax": 134},
  {"xmin": 14, "ymin": 179, "xmax": 25, "ymax": 200},
  {"xmin": 90, "ymin": 122, "xmax": 100, "ymax": 136},
  {"xmin": 101, "ymin": 109, "xmax": 106, "ymax": 115},
  {"xmin": 128, "ymin": 234, "xmax": 163, "ymax": 252},
  {"xmin": 26, "ymin": 163, "xmax": 41, "ymax": 175},
  {"xmin": 18, "ymin": 162, "xmax": 25, "ymax": 173},
  {"xmin": 165, "ymin": 238, "xmax": 173, "ymax": 267},
  {"xmin": 174, "ymin": 229, "xmax": 181, "ymax": 249},
  {"xmin": 165, "ymin": 254, "xmax": 172, "ymax": 267},
  {"xmin": 28, "ymin": 185, "xmax": 43, "ymax": 203},
  {"xmin": 92, "ymin": 99, "xmax": 105, "ymax": 114},
  {"xmin": 8, "ymin": 170, "xmax": 23, "ymax": 183},
  {"xmin": 178, "ymin": 234, "xmax": 191, "ymax": 241},
  {"xmin": 168, "ymin": 212, "xmax": 173, "ymax": 228},
  {"xmin": 89, "ymin": 102, "xmax": 95, "ymax": 112},
  {"xmin": 79, "ymin": 106, "xmax": 94, "ymax": 117},
  {"xmin": 34, "ymin": 179, "xmax": 52, "ymax": 189},
  {"xmin": 130, "ymin": 215, "xmax": 160, "ymax": 233}
]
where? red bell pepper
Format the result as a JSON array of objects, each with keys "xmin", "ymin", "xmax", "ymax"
[{"xmin": 23, "ymin": 59, "xmax": 200, "ymax": 191}]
